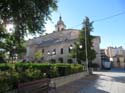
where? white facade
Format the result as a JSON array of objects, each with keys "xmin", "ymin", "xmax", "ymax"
[{"xmin": 26, "ymin": 17, "xmax": 101, "ymax": 66}]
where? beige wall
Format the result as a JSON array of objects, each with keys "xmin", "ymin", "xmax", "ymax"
[{"xmin": 26, "ymin": 30, "xmax": 101, "ymax": 67}]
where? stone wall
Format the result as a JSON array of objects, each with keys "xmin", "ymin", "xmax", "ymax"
[
  {"xmin": 8, "ymin": 72, "xmax": 88, "ymax": 93},
  {"xmin": 51, "ymin": 72, "xmax": 88, "ymax": 87}
]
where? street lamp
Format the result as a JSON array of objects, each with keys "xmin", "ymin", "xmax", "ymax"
[
  {"xmin": 48, "ymin": 50, "xmax": 56, "ymax": 62},
  {"xmin": 69, "ymin": 45, "xmax": 73, "ymax": 50},
  {"xmin": 69, "ymin": 44, "xmax": 82, "ymax": 64},
  {"xmin": 79, "ymin": 45, "xmax": 83, "ymax": 49},
  {"xmin": 48, "ymin": 51, "xmax": 50, "ymax": 55}
]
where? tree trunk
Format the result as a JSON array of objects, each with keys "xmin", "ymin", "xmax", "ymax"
[{"xmin": 88, "ymin": 67, "xmax": 93, "ymax": 75}]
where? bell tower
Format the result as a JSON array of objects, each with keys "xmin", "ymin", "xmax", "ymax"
[{"xmin": 55, "ymin": 16, "xmax": 66, "ymax": 31}]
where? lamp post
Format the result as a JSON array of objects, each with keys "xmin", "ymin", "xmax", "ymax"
[{"xmin": 85, "ymin": 26, "xmax": 88, "ymax": 72}]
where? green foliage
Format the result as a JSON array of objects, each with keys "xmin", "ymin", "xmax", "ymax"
[
  {"xmin": 67, "ymin": 59, "xmax": 73, "ymax": 63},
  {"xmin": 49, "ymin": 65, "xmax": 59, "ymax": 78},
  {"xmin": 55, "ymin": 63, "xmax": 71, "ymax": 76},
  {"xmin": 0, "ymin": 0, "xmax": 57, "ymax": 60},
  {"xmin": 49, "ymin": 59, "xmax": 56, "ymax": 63},
  {"xmin": 0, "ymin": 63, "xmax": 12, "ymax": 71},
  {"xmin": 0, "ymin": 0, "xmax": 57, "ymax": 44},
  {"xmin": 0, "ymin": 63, "xmax": 84, "ymax": 92},
  {"xmin": 82, "ymin": 17, "xmax": 96, "ymax": 62},
  {"xmin": 34, "ymin": 50, "xmax": 43, "ymax": 61},
  {"xmin": 70, "ymin": 17, "xmax": 96, "ymax": 64},
  {"xmin": 0, "ymin": 71, "xmax": 19, "ymax": 92},
  {"xmin": 18, "ymin": 69, "xmax": 43, "ymax": 83},
  {"xmin": 15, "ymin": 62, "xmax": 32, "ymax": 72},
  {"xmin": 70, "ymin": 64, "xmax": 83, "ymax": 73}
]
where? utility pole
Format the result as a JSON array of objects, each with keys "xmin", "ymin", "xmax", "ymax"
[{"xmin": 85, "ymin": 25, "xmax": 88, "ymax": 73}]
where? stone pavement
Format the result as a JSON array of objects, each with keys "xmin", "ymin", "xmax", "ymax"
[
  {"xmin": 50, "ymin": 68, "xmax": 125, "ymax": 93},
  {"xmin": 50, "ymin": 74, "xmax": 99, "ymax": 93}
]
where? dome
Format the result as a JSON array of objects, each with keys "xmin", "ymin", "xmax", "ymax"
[
  {"xmin": 57, "ymin": 16, "xmax": 65, "ymax": 25},
  {"xmin": 55, "ymin": 16, "xmax": 66, "ymax": 31}
]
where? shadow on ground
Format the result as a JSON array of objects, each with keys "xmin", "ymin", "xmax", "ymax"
[{"xmin": 50, "ymin": 74, "xmax": 102, "ymax": 93}]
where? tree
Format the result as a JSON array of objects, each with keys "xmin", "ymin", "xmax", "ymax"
[
  {"xmin": 0, "ymin": 24, "xmax": 8, "ymax": 61},
  {"xmin": 70, "ymin": 17, "xmax": 96, "ymax": 74},
  {"xmin": 0, "ymin": 0, "xmax": 57, "ymax": 44},
  {"xmin": 0, "ymin": 24, "xmax": 8, "ymax": 49},
  {"xmin": 2, "ymin": 33, "xmax": 26, "ymax": 62},
  {"xmin": 34, "ymin": 50, "xmax": 43, "ymax": 62},
  {"xmin": 82, "ymin": 17, "xmax": 96, "ymax": 65}
]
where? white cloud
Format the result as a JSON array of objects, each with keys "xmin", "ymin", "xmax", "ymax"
[{"xmin": 45, "ymin": 21, "xmax": 55, "ymax": 34}]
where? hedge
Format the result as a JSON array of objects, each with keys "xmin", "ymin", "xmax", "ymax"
[{"xmin": 0, "ymin": 63, "xmax": 84, "ymax": 92}]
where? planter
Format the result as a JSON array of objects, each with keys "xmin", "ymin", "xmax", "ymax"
[{"xmin": 51, "ymin": 71, "xmax": 88, "ymax": 87}]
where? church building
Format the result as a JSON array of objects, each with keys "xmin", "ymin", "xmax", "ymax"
[{"xmin": 26, "ymin": 16, "xmax": 101, "ymax": 67}]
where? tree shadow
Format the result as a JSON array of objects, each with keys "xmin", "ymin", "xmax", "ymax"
[
  {"xmin": 55, "ymin": 74, "xmax": 110, "ymax": 93},
  {"xmin": 79, "ymin": 87, "xmax": 109, "ymax": 93},
  {"xmin": 111, "ymin": 76, "xmax": 125, "ymax": 83},
  {"xmin": 78, "ymin": 75, "xmax": 109, "ymax": 93}
]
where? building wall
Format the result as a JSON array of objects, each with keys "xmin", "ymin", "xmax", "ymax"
[
  {"xmin": 25, "ymin": 16, "xmax": 102, "ymax": 68},
  {"xmin": 41, "ymin": 41, "xmax": 74, "ymax": 63},
  {"xmin": 105, "ymin": 46, "xmax": 125, "ymax": 68},
  {"xmin": 92, "ymin": 37, "xmax": 101, "ymax": 67},
  {"xmin": 26, "ymin": 30, "xmax": 101, "ymax": 68}
]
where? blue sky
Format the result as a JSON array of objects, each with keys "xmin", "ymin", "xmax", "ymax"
[{"xmin": 45, "ymin": 0, "xmax": 125, "ymax": 49}]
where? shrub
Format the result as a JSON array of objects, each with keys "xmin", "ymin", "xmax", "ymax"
[
  {"xmin": 0, "ymin": 56, "xmax": 6, "ymax": 63},
  {"xmin": 0, "ymin": 63, "xmax": 84, "ymax": 92},
  {"xmin": 32, "ymin": 63, "xmax": 51, "ymax": 73},
  {"xmin": 18, "ymin": 68, "xmax": 43, "ymax": 83},
  {"xmin": 48, "ymin": 65, "xmax": 59, "ymax": 78},
  {"xmin": 58, "ymin": 57, "xmax": 63, "ymax": 63},
  {"xmin": 67, "ymin": 59, "xmax": 73, "ymax": 63},
  {"xmin": 70, "ymin": 64, "xmax": 83, "ymax": 73},
  {"xmin": 49, "ymin": 59, "xmax": 56, "ymax": 63},
  {"xmin": 0, "ymin": 64, "xmax": 12, "ymax": 71},
  {"xmin": 0, "ymin": 71, "xmax": 19, "ymax": 92},
  {"xmin": 54, "ymin": 63, "xmax": 71, "ymax": 76},
  {"xmin": 15, "ymin": 62, "xmax": 32, "ymax": 72}
]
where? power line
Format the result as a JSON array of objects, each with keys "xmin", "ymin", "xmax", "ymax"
[
  {"xmin": 69, "ymin": 12, "xmax": 125, "ymax": 28},
  {"xmin": 70, "ymin": 23, "xmax": 82, "ymax": 29},
  {"xmin": 94, "ymin": 12, "xmax": 125, "ymax": 22}
]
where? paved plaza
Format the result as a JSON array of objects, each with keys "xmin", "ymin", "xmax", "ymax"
[{"xmin": 53, "ymin": 68, "xmax": 125, "ymax": 93}]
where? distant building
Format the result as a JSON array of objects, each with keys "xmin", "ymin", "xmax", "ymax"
[
  {"xmin": 105, "ymin": 46, "xmax": 125, "ymax": 68},
  {"xmin": 26, "ymin": 16, "xmax": 101, "ymax": 67},
  {"xmin": 100, "ymin": 49, "xmax": 109, "ymax": 61}
]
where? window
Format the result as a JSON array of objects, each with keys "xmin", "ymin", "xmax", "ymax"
[
  {"xmin": 58, "ymin": 58, "xmax": 63, "ymax": 63},
  {"xmin": 42, "ymin": 49, "xmax": 44, "ymax": 53},
  {"xmin": 61, "ymin": 48, "xmax": 63, "ymax": 54}
]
